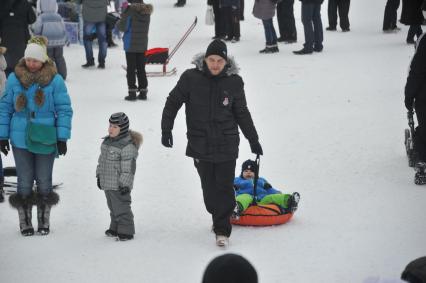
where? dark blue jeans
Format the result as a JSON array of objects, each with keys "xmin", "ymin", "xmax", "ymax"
[
  {"xmin": 301, "ymin": 3, "xmax": 323, "ymax": 52},
  {"xmin": 83, "ymin": 21, "xmax": 107, "ymax": 64},
  {"xmin": 12, "ymin": 147, "xmax": 55, "ymax": 197},
  {"xmin": 262, "ymin": 18, "xmax": 278, "ymax": 46}
]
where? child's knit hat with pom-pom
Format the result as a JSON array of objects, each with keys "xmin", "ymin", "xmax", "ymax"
[{"xmin": 24, "ymin": 36, "xmax": 49, "ymax": 63}]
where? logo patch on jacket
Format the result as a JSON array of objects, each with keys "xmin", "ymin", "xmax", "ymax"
[{"xmin": 223, "ymin": 97, "xmax": 229, "ymax": 106}]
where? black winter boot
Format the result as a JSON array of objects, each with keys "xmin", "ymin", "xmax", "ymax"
[
  {"xmin": 82, "ymin": 59, "xmax": 95, "ymax": 68},
  {"xmin": 125, "ymin": 90, "xmax": 137, "ymax": 101},
  {"xmin": 9, "ymin": 193, "xmax": 35, "ymax": 236},
  {"xmin": 174, "ymin": 0, "xmax": 186, "ymax": 7},
  {"xmin": 137, "ymin": 88, "xmax": 148, "ymax": 100}
]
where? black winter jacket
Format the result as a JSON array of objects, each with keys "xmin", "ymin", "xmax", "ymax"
[
  {"xmin": 0, "ymin": 0, "xmax": 36, "ymax": 74},
  {"xmin": 299, "ymin": 0, "xmax": 324, "ymax": 4},
  {"xmin": 405, "ymin": 33, "xmax": 426, "ymax": 104},
  {"xmin": 400, "ymin": 0, "xmax": 424, "ymax": 25},
  {"xmin": 161, "ymin": 54, "xmax": 259, "ymax": 163}
]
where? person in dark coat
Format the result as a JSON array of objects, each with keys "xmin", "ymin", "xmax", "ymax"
[
  {"xmin": 404, "ymin": 31, "xmax": 426, "ymax": 184},
  {"xmin": 383, "ymin": 0, "xmax": 401, "ymax": 32},
  {"xmin": 400, "ymin": 0, "xmax": 424, "ymax": 44},
  {"xmin": 401, "ymin": 256, "xmax": 426, "ymax": 282},
  {"xmin": 221, "ymin": 0, "xmax": 241, "ymax": 42},
  {"xmin": 0, "ymin": 0, "xmax": 36, "ymax": 76},
  {"xmin": 209, "ymin": 0, "xmax": 227, "ymax": 39},
  {"xmin": 161, "ymin": 40, "xmax": 263, "ymax": 247},
  {"xmin": 294, "ymin": 0, "xmax": 324, "ymax": 55},
  {"xmin": 174, "ymin": 0, "xmax": 186, "ymax": 7},
  {"xmin": 117, "ymin": 0, "xmax": 152, "ymax": 101},
  {"xmin": 202, "ymin": 253, "xmax": 258, "ymax": 283},
  {"xmin": 276, "ymin": 0, "xmax": 297, "ymax": 43},
  {"xmin": 326, "ymin": 0, "xmax": 350, "ymax": 32}
]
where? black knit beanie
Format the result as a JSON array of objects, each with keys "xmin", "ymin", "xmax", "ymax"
[
  {"xmin": 202, "ymin": 253, "xmax": 258, "ymax": 283},
  {"xmin": 109, "ymin": 112, "xmax": 129, "ymax": 138},
  {"xmin": 241, "ymin": 159, "xmax": 257, "ymax": 177},
  {"xmin": 205, "ymin": 39, "xmax": 227, "ymax": 61},
  {"xmin": 401, "ymin": 256, "xmax": 426, "ymax": 283}
]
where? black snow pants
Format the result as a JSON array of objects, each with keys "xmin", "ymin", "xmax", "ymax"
[
  {"xmin": 327, "ymin": 0, "xmax": 350, "ymax": 30},
  {"xmin": 194, "ymin": 159, "xmax": 236, "ymax": 237},
  {"xmin": 277, "ymin": 0, "xmax": 297, "ymax": 41},
  {"xmin": 383, "ymin": 0, "xmax": 401, "ymax": 30}
]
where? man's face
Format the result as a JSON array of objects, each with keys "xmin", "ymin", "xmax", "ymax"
[{"xmin": 205, "ymin": 55, "xmax": 226, "ymax": 76}]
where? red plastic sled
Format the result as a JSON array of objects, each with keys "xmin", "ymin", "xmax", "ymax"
[{"xmin": 231, "ymin": 204, "xmax": 294, "ymax": 226}]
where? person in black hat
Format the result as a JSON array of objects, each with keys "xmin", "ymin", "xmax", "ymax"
[
  {"xmin": 202, "ymin": 253, "xmax": 258, "ymax": 283},
  {"xmin": 233, "ymin": 159, "xmax": 300, "ymax": 217},
  {"xmin": 161, "ymin": 39, "xmax": 263, "ymax": 247},
  {"xmin": 96, "ymin": 112, "xmax": 143, "ymax": 241}
]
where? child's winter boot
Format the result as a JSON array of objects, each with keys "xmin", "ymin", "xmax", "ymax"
[
  {"xmin": 137, "ymin": 88, "xmax": 148, "ymax": 100},
  {"xmin": 9, "ymin": 193, "xmax": 34, "ymax": 236},
  {"xmin": 125, "ymin": 89, "xmax": 137, "ymax": 101},
  {"xmin": 287, "ymin": 192, "xmax": 300, "ymax": 213},
  {"xmin": 414, "ymin": 162, "xmax": 426, "ymax": 185},
  {"xmin": 35, "ymin": 192, "xmax": 59, "ymax": 235}
]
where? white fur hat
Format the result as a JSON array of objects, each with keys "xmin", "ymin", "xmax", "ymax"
[{"xmin": 24, "ymin": 36, "xmax": 48, "ymax": 62}]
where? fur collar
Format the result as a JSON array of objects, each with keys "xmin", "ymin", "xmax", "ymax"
[
  {"xmin": 103, "ymin": 130, "xmax": 143, "ymax": 150},
  {"xmin": 129, "ymin": 3, "xmax": 153, "ymax": 15},
  {"xmin": 14, "ymin": 58, "xmax": 57, "ymax": 89},
  {"xmin": 191, "ymin": 52, "xmax": 239, "ymax": 76}
]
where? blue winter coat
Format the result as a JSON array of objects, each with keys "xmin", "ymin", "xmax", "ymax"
[
  {"xmin": 32, "ymin": 0, "xmax": 68, "ymax": 47},
  {"xmin": 234, "ymin": 176, "xmax": 281, "ymax": 201},
  {"xmin": 0, "ymin": 59, "xmax": 73, "ymax": 149}
]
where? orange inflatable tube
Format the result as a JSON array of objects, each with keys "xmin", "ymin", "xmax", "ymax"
[{"xmin": 231, "ymin": 204, "xmax": 294, "ymax": 226}]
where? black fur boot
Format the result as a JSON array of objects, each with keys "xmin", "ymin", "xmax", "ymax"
[
  {"xmin": 125, "ymin": 89, "xmax": 137, "ymax": 101},
  {"xmin": 9, "ymin": 193, "xmax": 35, "ymax": 236},
  {"xmin": 35, "ymin": 192, "xmax": 59, "ymax": 235}
]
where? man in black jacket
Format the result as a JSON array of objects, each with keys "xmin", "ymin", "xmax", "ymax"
[
  {"xmin": 161, "ymin": 40, "xmax": 263, "ymax": 247},
  {"xmin": 405, "ymin": 32, "xmax": 426, "ymax": 184}
]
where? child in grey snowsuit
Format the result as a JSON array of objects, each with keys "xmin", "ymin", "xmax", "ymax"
[
  {"xmin": 96, "ymin": 112, "xmax": 142, "ymax": 241},
  {"xmin": 0, "ymin": 46, "xmax": 6, "ymax": 203},
  {"xmin": 32, "ymin": 0, "xmax": 68, "ymax": 79}
]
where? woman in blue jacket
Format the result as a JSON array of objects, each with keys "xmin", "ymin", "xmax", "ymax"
[{"xmin": 0, "ymin": 36, "xmax": 73, "ymax": 236}]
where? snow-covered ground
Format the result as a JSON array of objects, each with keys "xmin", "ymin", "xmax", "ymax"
[{"xmin": 0, "ymin": 0, "xmax": 425, "ymax": 282}]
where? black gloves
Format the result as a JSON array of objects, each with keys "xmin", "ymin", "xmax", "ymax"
[
  {"xmin": 0, "ymin": 140, "xmax": 10, "ymax": 156},
  {"xmin": 405, "ymin": 97, "xmax": 414, "ymax": 111},
  {"xmin": 57, "ymin": 141, "xmax": 67, "ymax": 155},
  {"xmin": 161, "ymin": 131, "xmax": 173, "ymax": 148},
  {"xmin": 250, "ymin": 140, "xmax": 263, "ymax": 155},
  {"xmin": 97, "ymin": 177, "xmax": 101, "ymax": 189},
  {"xmin": 119, "ymin": 186, "xmax": 130, "ymax": 195}
]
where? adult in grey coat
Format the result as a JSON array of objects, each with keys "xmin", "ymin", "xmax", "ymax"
[
  {"xmin": 32, "ymin": 0, "xmax": 68, "ymax": 79},
  {"xmin": 77, "ymin": 0, "xmax": 109, "ymax": 68},
  {"xmin": 253, "ymin": 0, "xmax": 279, "ymax": 53}
]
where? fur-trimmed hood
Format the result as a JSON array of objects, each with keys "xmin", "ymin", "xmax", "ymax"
[
  {"xmin": 129, "ymin": 130, "xmax": 143, "ymax": 149},
  {"xmin": 128, "ymin": 3, "xmax": 153, "ymax": 15},
  {"xmin": 191, "ymin": 52, "xmax": 239, "ymax": 76},
  {"xmin": 14, "ymin": 58, "xmax": 57, "ymax": 89},
  {"xmin": 103, "ymin": 130, "xmax": 143, "ymax": 150}
]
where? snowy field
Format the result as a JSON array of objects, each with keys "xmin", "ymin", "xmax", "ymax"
[{"xmin": 0, "ymin": 0, "xmax": 425, "ymax": 282}]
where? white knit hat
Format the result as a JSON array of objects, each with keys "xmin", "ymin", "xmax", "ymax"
[{"xmin": 24, "ymin": 36, "xmax": 48, "ymax": 62}]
